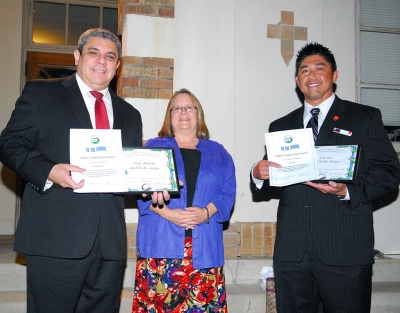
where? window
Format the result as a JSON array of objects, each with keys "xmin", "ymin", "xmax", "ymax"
[
  {"xmin": 30, "ymin": 0, "xmax": 118, "ymax": 46},
  {"xmin": 357, "ymin": 0, "xmax": 400, "ymax": 135}
]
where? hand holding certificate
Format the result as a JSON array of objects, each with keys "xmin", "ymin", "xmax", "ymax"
[
  {"xmin": 70, "ymin": 129, "xmax": 180, "ymax": 194},
  {"xmin": 265, "ymin": 128, "xmax": 359, "ymax": 186}
]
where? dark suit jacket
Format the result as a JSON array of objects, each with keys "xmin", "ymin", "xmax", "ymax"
[
  {"xmin": 251, "ymin": 96, "xmax": 400, "ymax": 266},
  {"xmin": 0, "ymin": 75, "xmax": 142, "ymax": 260}
]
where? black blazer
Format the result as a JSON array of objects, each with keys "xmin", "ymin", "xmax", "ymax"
[
  {"xmin": 251, "ymin": 96, "xmax": 400, "ymax": 266},
  {"xmin": 0, "ymin": 75, "xmax": 142, "ymax": 259}
]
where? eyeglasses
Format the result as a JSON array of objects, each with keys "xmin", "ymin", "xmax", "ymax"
[{"xmin": 170, "ymin": 106, "xmax": 198, "ymax": 113}]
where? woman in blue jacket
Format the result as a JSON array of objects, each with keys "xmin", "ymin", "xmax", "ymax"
[{"xmin": 132, "ymin": 88, "xmax": 236, "ymax": 312}]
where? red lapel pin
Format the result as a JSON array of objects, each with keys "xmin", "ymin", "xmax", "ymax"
[{"xmin": 333, "ymin": 115, "xmax": 340, "ymax": 121}]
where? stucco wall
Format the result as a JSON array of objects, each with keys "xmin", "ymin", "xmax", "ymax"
[{"xmin": 0, "ymin": 0, "xmax": 23, "ymax": 234}]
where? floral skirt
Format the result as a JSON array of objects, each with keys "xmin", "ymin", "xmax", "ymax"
[{"xmin": 132, "ymin": 236, "xmax": 228, "ymax": 313}]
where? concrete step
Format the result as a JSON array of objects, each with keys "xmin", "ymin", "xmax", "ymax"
[
  {"xmin": 1, "ymin": 253, "xmax": 399, "ymax": 313},
  {"xmin": 371, "ymin": 281, "xmax": 400, "ymax": 313},
  {"xmin": 0, "ymin": 291, "xmax": 26, "ymax": 313},
  {"xmin": 2, "ymin": 282, "xmax": 400, "ymax": 313}
]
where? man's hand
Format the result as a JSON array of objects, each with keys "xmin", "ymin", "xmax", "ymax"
[
  {"xmin": 48, "ymin": 164, "xmax": 85, "ymax": 189},
  {"xmin": 253, "ymin": 160, "xmax": 282, "ymax": 180},
  {"xmin": 304, "ymin": 180, "xmax": 347, "ymax": 197}
]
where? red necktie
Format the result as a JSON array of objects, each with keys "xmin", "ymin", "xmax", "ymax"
[{"xmin": 90, "ymin": 91, "xmax": 110, "ymax": 129}]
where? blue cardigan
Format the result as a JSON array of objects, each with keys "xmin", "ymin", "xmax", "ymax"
[{"xmin": 136, "ymin": 137, "xmax": 236, "ymax": 269}]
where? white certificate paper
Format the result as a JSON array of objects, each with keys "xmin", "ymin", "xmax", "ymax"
[
  {"xmin": 265, "ymin": 128, "xmax": 319, "ymax": 186},
  {"xmin": 70, "ymin": 130, "xmax": 180, "ymax": 194},
  {"xmin": 70, "ymin": 129, "xmax": 126, "ymax": 193}
]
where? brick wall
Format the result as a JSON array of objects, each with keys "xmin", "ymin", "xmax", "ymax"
[
  {"xmin": 117, "ymin": 56, "xmax": 174, "ymax": 100},
  {"xmin": 126, "ymin": 222, "xmax": 276, "ymax": 259},
  {"xmin": 118, "ymin": 0, "xmax": 175, "ymax": 34},
  {"xmin": 117, "ymin": 1, "xmax": 175, "ymax": 101}
]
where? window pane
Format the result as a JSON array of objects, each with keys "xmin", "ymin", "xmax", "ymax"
[
  {"xmin": 361, "ymin": 0, "xmax": 400, "ymax": 29},
  {"xmin": 103, "ymin": 8, "xmax": 118, "ymax": 36},
  {"xmin": 33, "ymin": 1, "xmax": 66, "ymax": 44},
  {"xmin": 361, "ymin": 88, "xmax": 400, "ymax": 127},
  {"xmin": 360, "ymin": 32, "xmax": 400, "ymax": 85},
  {"xmin": 68, "ymin": 5, "xmax": 100, "ymax": 46}
]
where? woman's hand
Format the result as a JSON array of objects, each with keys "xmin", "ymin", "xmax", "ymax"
[
  {"xmin": 148, "ymin": 203, "xmax": 199, "ymax": 229},
  {"xmin": 185, "ymin": 207, "xmax": 208, "ymax": 226}
]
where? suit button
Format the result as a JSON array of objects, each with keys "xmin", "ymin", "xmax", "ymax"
[{"xmin": 305, "ymin": 205, "xmax": 309, "ymax": 209}]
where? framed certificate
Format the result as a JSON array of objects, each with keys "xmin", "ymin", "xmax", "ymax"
[
  {"xmin": 313, "ymin": 145, "xmax": 360, "ymax": 183},
  {"xmin": 122, "ymin": 147, "xmax": 180, "ymax": 195}
]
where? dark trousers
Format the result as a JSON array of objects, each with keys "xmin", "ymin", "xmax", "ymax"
[
  {"xmin": 274, "ymin": 232, "xmax": 372, "ymax": 313},
  {"xmin": 26, "ymin": 234, "xmax": 125, "ymax": 313}
]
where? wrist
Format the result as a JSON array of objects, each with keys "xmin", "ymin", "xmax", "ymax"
[{"xmin": 204, "ymin": 206, "xmax": 210, "ymax": 224}]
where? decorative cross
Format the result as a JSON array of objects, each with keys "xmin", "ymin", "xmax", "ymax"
[{"xmin": 267, "ymin": 11, "xmax": 308, "ymax": 66}]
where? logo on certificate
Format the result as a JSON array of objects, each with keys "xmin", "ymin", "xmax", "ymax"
[
  {"xmin": 284, "ymin": 135, "xmax": 293, "ymax": 143},
  {"xmin": 91, "ymin": 135, "xmax": 100, "ymax": 144}
]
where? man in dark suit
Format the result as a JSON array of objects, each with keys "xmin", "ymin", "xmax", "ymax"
[
  {"xmin": 250, "ymin": 42, "xmax": 400, "ymax": 313},
  {"xmin": 0, "ymin": 28, "xmax": 142, "ymax": 312}
]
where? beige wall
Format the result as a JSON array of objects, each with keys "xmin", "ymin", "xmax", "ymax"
[{"xmin": 0, "ymin": 0, "xmax": 23, "ymax": 234}]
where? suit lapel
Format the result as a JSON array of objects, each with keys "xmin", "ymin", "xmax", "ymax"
[
  {"xmin": 274, "ymin": 106, "xmax": 304, "ymax": 131},
  {"xmin": 61, "ymin": 75, "xmax": 93, "ymax": 128},
  {"xmin": 316, "ymin": 96, "xmax": 346, "ymax": 144},
  {"xmin": 291, "ymin": 106, "xmax": 305, "ymax": 130}
]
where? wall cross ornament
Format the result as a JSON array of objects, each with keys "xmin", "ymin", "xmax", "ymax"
[{"xmin": 267, "ymin": 11, "xmax": 308, "ymax": 66}]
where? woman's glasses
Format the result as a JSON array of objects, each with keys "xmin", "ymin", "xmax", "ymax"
[{"xmin": 170, "ymin": 106, "xmax": 198, "ymax": 113}]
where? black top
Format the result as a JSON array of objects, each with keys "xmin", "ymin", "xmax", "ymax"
[{"xmin": 180, "ymin": 148, "xmax": 201, "ymax": 237}]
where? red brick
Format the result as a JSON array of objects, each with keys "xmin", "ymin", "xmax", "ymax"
[
  {"xmin": 241, "ymin": 223, "xmax": 253, "ymax": 255},
  {"xmin": 157, "ymin": 90, "xmax": 173, "ymax": 99},
  {"xmin": 225, "ymin": 222, "xmax": 241, "ymax": 233},
  {"xmin": 121, "ymin": 77, "xmax": 139, "ymax": 88},
  {"xmin": 158, "ymin": 68, "xmax": 174, "ymax": 79},
  {"xmin": 121, "ymin": 87, "xmax": 157, "ymax": 99},
  {"xmin": 224, "ymin": 246, "xmax": 240, "ymax": 258},
  {"xmin": 121, "ymin": 56, "xmax": 139, "ymax": 66},
  {"xmin": 159, "ymin": 7, "xmax": 174, "ymax": 18},
  {"xmin": 142, "ymin": 57, "xmax": 174, "ymax": 68},
  {"xmin": 253, "ymin": 223, "xmax": 263, "ymax": 255},
  {"xmin": 125, "ymin": 5, "xmax": 157, "ymax": 16},
  {"xmin": 141, "ymin": 78, "xmax": 173, "ymax": 89}
]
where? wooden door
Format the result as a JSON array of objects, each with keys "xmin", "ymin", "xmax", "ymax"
[{"xmin": 26, "ymin": 52, "xmax": 76, "ymax": 81}]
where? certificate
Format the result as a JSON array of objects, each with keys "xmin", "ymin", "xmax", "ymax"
[
  {"xmin": 70, "ymin": 129, "xmax": 127, "ymax": 193},
  {"xmin": 265, "ymin": 128, "xmax": 318, "ymax": 186},
  {"xmin": 70, "ymin": 129, "xmax": 180, "ymax": 194},
  {"xmin": 122, "ymin": 147, "xmax": 180, "ymax": 195},
  {"xmin": 314, "ymin": 145, "xmax": 359, "ymax": 183}
]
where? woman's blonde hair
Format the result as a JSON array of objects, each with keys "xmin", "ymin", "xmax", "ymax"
[{"xmin": 158, "ymin": 88, "xmax": 209, "ymax": 139}]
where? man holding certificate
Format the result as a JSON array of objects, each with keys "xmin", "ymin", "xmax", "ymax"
[
  {"xmin": 0, "ymin": 28, "xmax": 142, "ymax": 312},
  {"xmin": 250, "ymin": 43, "xmax": 400, "ymax": 313}
]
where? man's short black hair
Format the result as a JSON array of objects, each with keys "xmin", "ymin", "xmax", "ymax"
[{"xmin": 295, "ymin": 42, "xmax": 337, "ymax": 77}]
